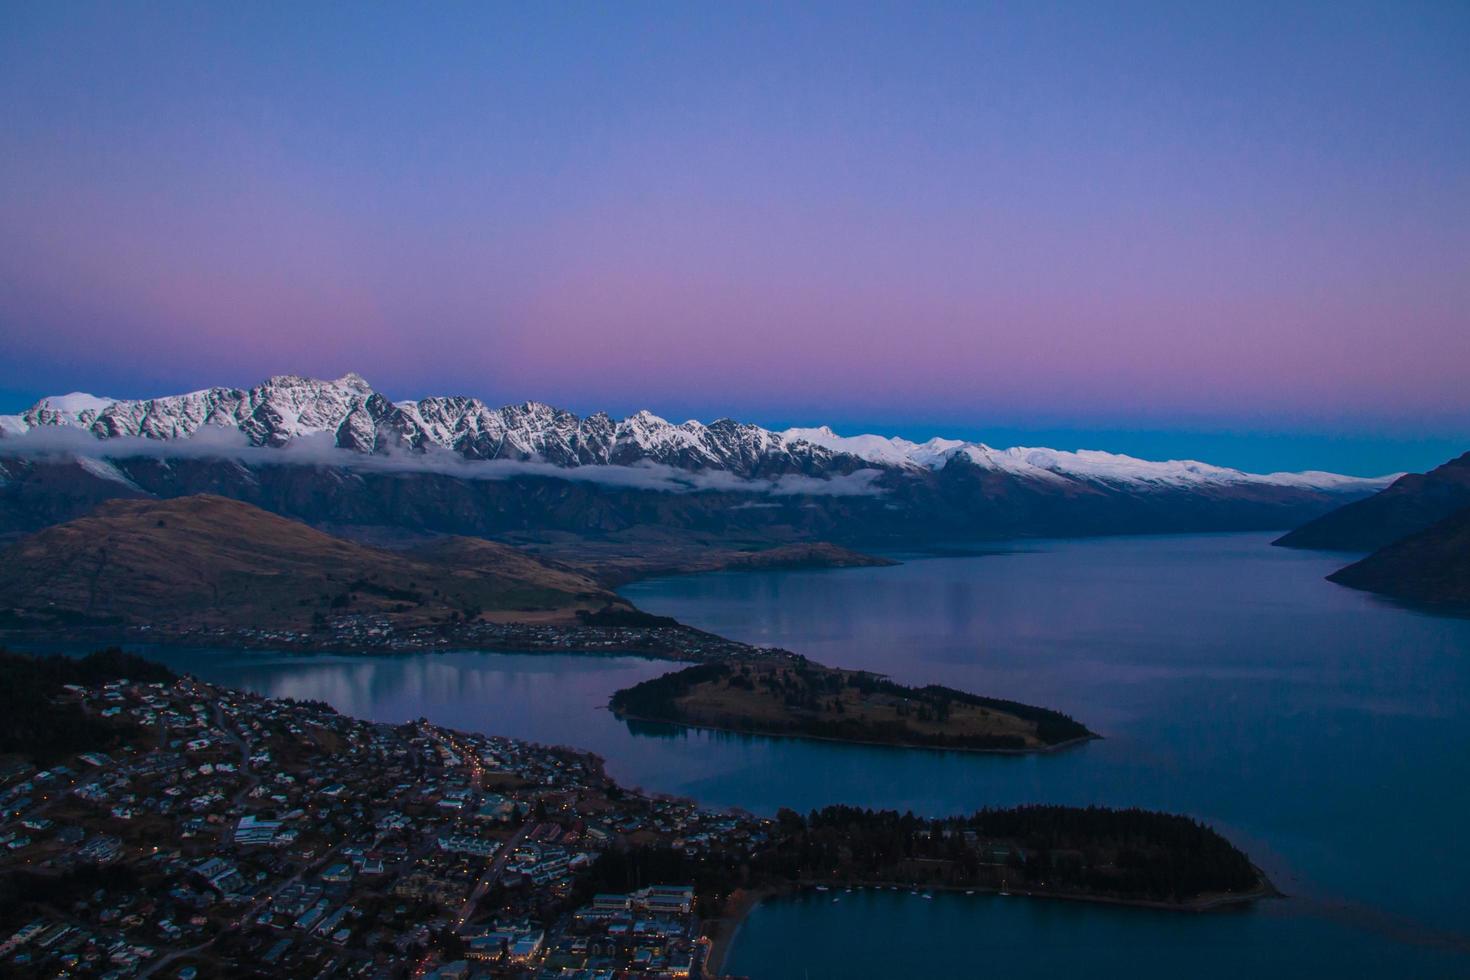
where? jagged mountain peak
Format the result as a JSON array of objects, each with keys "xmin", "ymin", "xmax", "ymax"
[
  {"xmin": 623, "ymin": 408, "xmax": 675, "ymax": 427},
  {"xmin": 262, "ymin": 371, "xmax": 370, "ymax": 389}
]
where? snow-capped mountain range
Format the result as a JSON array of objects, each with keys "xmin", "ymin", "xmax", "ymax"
[{"xmin": 0, "ymin": 372, "xmax": 1393, "ymax": 493}]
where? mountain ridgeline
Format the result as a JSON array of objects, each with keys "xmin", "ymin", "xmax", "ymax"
[{"xmin": 0, "ymin": 373, "xmax": 1392, "ymax": 546}]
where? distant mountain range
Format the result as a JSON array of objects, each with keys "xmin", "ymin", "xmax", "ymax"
[
  {"xmin": 0, "ymin": 373, "xmax": 1395, "ymax": 546},
  {"xmin": 0, "ymin": 372, "xmax": 1394, "ymax": 489}
]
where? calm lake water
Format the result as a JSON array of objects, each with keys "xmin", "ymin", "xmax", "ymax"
[{"xmin": 130, "ymin": 533, "xmax": 1470, "ymax": 978}]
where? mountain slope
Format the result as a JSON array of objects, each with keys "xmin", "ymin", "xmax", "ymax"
[
  {"xmin": 1326, "ymin": 505, "xmax": 1470, "ymax": 607},
  {"xmin": 0, "ymin": 495, "xmax": 623, "ymax": 630},
  {"xmin": 1275, "ymin": 451, "xmax": 1470, "ymax": 552},
  {"xmin": 0, "ymin": 449, "xmax": 1386, "ymax": 549}
]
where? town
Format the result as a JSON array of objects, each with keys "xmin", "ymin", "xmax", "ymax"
[
  {"xmin": 0, "ymin": 651, "xmax": 1270, "ymax": 979},
  {"xmin": 34, "ymin": 614, "xmax": 767, "ymax": 663},
  {"xmin": 0, "ymin": 665, "xmax": 770, "ymax": 978}
]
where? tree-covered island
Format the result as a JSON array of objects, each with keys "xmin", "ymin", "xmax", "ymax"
[{"xmin": 609, "ymin": 655, "xmax": 1095, "ymax": 752}]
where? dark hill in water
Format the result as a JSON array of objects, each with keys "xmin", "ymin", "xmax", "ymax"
[
  {"xmin": 1276, "ymin": 451, "xmax": 1470, "ymax": 552},
  {"xmin": 1327, "ymin": 505, "xmax": 1470, "ymax": 608}
]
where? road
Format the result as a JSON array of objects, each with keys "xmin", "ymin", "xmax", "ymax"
[
  {"xmin": 411, "ymin": 724, "xmax": 530, "ymax": 976},
  {"xmin": 453, "ymin": 821, "xmax": 530, "ymax": 933},
  {"xmin": 209, "ymin": 696, "xmax": 263, "ymax": 841},
  {"xmin": 423, "ymin": 722, "xmax": 531, "ymax": 935}
]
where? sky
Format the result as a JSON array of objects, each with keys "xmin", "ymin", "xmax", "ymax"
[{"xmin": 1, "ymin": 2, "xmax": 1467, "ymax": 476}]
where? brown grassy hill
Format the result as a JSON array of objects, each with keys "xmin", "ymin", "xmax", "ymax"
[
  {"xmin": 505, "ymin": 528, "xmax": 895, "ymax": 586},
  {"xmin": 404, "ymin": 535, "xmax": 607, "ymax": 596},
  {"xmin": 0, "ymin": 494, "xmax": 626, "ymax": 630}
]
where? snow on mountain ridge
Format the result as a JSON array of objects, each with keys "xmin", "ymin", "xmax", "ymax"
[
  {"xmin": 781, "ymin": 424, "xmax": 1399, "ymax": 489},
  {"xmin": 0, "ymin": 374, "xmax": 1395, "ymax": 491},
  {"xmin": 8, "ymin": 375, "xmax": 382, "ymax": 450},
  {"xmin": 37, "ymin": 392, "xmax": 118, "ymax": 414},
  {"xmin": 20, "ymin": 392, "xmax": 120, "ymax": 430},
  {"xmin": 782, "ymin": 425, "xmax": 969, "ymax": 468}
]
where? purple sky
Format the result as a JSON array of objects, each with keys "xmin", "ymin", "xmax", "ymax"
[{"xmin": 1, "ymin": 3, "xmax": 1467, "ymax": 474}]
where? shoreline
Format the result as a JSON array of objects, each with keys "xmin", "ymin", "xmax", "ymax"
[
  {"xmin": 612, "ymin": 709, "xmax": 1100, "ymax": 756},
  {"xmin": 0, "ymin": 624, "xmax": 725, "ymax": 662},
  {"xmin": 702, "ymin": 884, "xmax": 792, "ymax": 978}
]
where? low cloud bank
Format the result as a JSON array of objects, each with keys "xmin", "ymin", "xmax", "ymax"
[{"xmin": 0, "ymin": 426, "xmax": 887, "ymax": 497}]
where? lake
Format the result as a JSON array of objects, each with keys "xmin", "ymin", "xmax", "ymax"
[{"xmin": 133, "ymin": 533, "xmax": 1470, "ymax": 977}]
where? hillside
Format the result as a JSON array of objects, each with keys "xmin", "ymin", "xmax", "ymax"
[
  {"xmin": 1326, "ymin": 505, "xmax": 1470, "ymax": 608},
  {"xmin": 0, "ymin": 450, "xmax": 1385, "ymax": 550},
  {"xmin": 0, "ymin": 648, "xmax": 175, "ymax": 763},
  {"xmin": 0, "ymin": 495, "xmax": 625, "ymax": 632},
  {"xmin": 1275, "ymin": 451, "xmax": 1470, "ymax": 552}
]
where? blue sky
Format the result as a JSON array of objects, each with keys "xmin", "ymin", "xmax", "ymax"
[{"xmin": 1, "ymin": 2, "xmax": 1466, "ymax": 477}]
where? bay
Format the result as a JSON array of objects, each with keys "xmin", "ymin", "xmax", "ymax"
[{"xmin": 126, "ymin": 532, "xmax": 1470, "ymax": 977}]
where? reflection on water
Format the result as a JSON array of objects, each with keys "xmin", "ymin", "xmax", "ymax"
[{"xmin": 139, "ymin": 649, "xmax": 673, "ymax": 754}]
